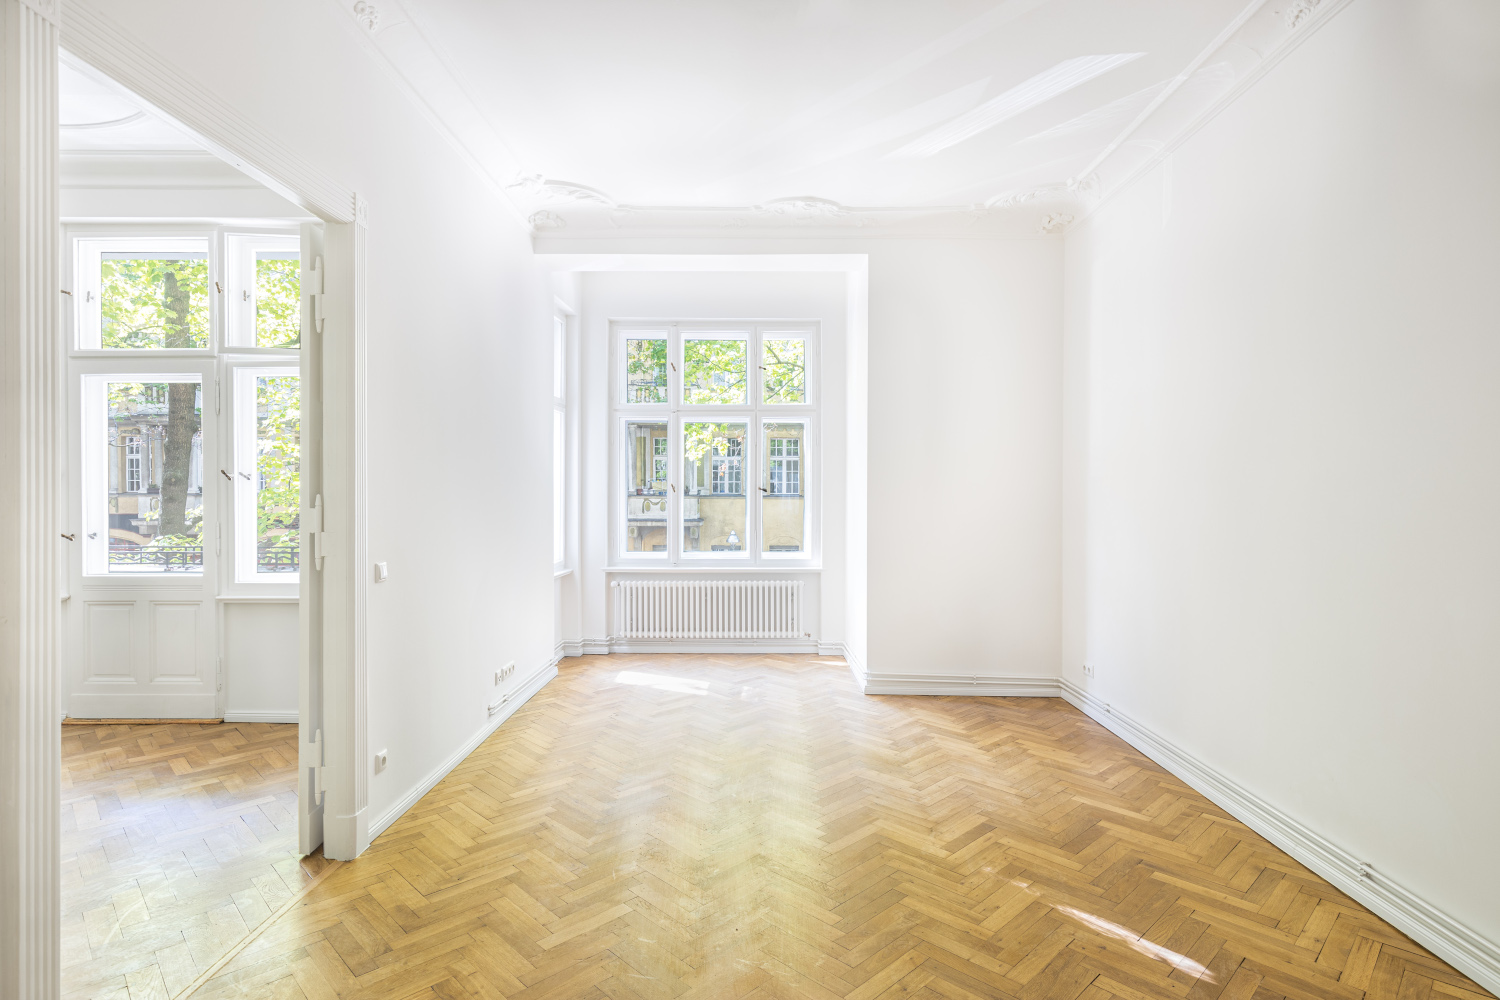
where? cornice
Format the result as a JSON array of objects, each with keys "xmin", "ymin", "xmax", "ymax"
[
  {"xmin": 1073, "ymin": 0, "xmax": 1355, "ymax": 224},
  {"xmin": 324, "ymin": 0, "xmax": 529, "ymax": 226}
]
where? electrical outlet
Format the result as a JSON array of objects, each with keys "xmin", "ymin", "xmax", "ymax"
[
  {"xmin": 495, "ymin": 661, "xmax": 516, "ymax": 685},
  {"xmin": 374, "ymin": 749, "xmax": 388, "ymax": 773},
  {"xmin": 1082, "ymin": 663, "xmax": 1095, "ymax": 678}
]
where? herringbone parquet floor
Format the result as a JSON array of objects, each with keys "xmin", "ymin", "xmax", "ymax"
[
  {"xmin": 62, "ymin": 720, "xmax": 330, "ymax": 1000},
  {"xmin": 181, "ymin": 654, "xmax": 1491, "ymax": 1000}
]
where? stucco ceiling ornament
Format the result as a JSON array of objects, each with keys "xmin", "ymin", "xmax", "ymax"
[
  {"xmin": 754, "ymin": 196, "xmax": 851, "ymax": 219},
  {"xmin": 508, "ymin": 174, "xmax": 615, "ymax": 208},
  {"xmin": 1039, "ymin": 212, "xmax": 1075, "ymax": 234},
  {"xmin": 528, "ymin": 210, "xmax": 566, "ymax": 232},
  {"xmin": 352, "ymin": 1, "xmax": 380, "ymax": 31},
  {"xmin": 1283, "ymin": 0, "xmax": 1323, "ymax": 28}
]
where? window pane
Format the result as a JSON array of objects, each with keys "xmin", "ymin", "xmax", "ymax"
[
  {"xmin": 625, "ymin": 336, "xmax": 667, "ymax": 404},
  {"xmin": 553, "ymin": 408, "xmax": 565, "ymax": 565},
  {"xmin": 625, "ymin": 421, "xmax": 669, "ymax": 555},
  {"xmin": 256, "ymin": 376, "xmax": 301, "ymax": 573},
  {"xmin": 683, "ymin": 337, "xmax": 747, "ymax": 405},
  {"xmin": 106, "ymin": 380, "xmax": 203, "ymax": 572},
  {"xmin": 763, "ymin": 422, "xmax": 806, "ymax": 554},
  {"xmin": 683, "ymin": 422, "xmax": 746, "ymax": 555},
  {"xmin": 255, "ymin": 251, "xmax": 301, "ymax": 348},
  {"xmin": 100, "ymin": 253, "xmax": 209, "ymax": 349},
  {"xmin": 763, "ymin": 338, "xmax": 806, "ymax": 403}
]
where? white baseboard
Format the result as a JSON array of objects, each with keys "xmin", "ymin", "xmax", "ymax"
[
  {"xmin": 862, "ymin": 672, "xmax": 1062, "ymax": 697},
  {"xmin": 1057, "ymin": 679, "xmax": 1500, "ymax": 997},
  {"xmin": 367, "ymin": 656, "xmax": 558, "ymax": 844},
  {"xmin": 223, "ymin": 710, "xmax": 298, "ymax": 724}
]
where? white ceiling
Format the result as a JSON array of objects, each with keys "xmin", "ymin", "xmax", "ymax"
[
  {"xmin": 55, "ymin": 0, "xmax": 1342, "ymax": 234},
  {"xmin": 403, "ymin": 0, "xmax": 1248, "ymax": 211},
  {"xmin": 59, "ymin": 59, "xmax": 204, "ymax": 152},
  {"xmin": 338, "ymin": 0, "xmax": 1337, "ymax": 234}
]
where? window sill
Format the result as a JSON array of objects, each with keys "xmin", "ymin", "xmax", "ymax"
[
  {"xmin": 216, "ymin": 594, "xmax": 299, "ymax": 604},
  {"xmin": 554, "ymin": 568, "xmax": 573, "ymax": 579},
  {"xmin": 604, "ymin": 565, "xmax": 820, "ymax": 574}
]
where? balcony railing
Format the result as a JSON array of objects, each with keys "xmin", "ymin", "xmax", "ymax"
[
  {"xmin": 256, "ymin": 545, "xmax": 299, "ymax": 572},
  {"xmin": 108, "ymin": 544, "xmax": 202, "ymax": 570}
]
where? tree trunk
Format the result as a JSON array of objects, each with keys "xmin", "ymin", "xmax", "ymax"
[{"xmin": 158, "ymin": 270, "xmax": 200, "ymax": 538}]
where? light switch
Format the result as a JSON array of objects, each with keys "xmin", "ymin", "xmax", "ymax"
[{"xmin": 374, "ymin": 561, "xmax": 388, "ymax": 583}]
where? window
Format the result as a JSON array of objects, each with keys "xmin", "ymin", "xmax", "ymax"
[
  {"xmin": 553, "ymin": 313, "xmax": 568, "ymax": 569},
  {"xmin": 762, "ymin": 422, "xmax": 806, "ymax": 554},
  {"xmin": 83, "ymin": 376, "xmax": 207, "ymax": 574},
  {"xmin": 624, "ymin": 332, "xmax": 667, "ymax": 404},
  {"xmin": 624, "ymin": 421, "xmax": 669, "ymax": 556},
  {"xmin": 225, "ymin": 232, "xmax": 301, "ymax": 349},
  {"xmin": 74, "ymin": 238, "xmax": 213, "ymax": 350},
  {"xmin": 124, "ymin": 435, "xmax": 143, "ymax": 492},
  {"xmin": 228, "ymin": 368, "xmax": 301, "ymax": 580},
  {"xmin": 615, "ymin": 323, "xmax": 815, "ymax": 563},
  {"xmin": 71, "ymin": 227, "xmax": 302, "ymax": 588}
]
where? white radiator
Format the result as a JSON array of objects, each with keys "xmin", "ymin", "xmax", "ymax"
[{"xmin": 612, "ymin": 579, "xmax": 805, "ymax": 640}]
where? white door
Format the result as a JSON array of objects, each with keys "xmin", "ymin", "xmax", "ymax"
[{"xmin": 64, "ymin": 361, "xmax": 221, "ymax": 719}]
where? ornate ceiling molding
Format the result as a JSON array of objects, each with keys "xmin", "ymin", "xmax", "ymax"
[{"xmin": 1072, "ymin": 0, "xmax": 1355, "ymax": 226}]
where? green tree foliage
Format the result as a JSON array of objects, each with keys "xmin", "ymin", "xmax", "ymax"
[
  {"xmin": 762, "ymin": 339, "xmax": 805, "ymax": 403},
  {"xmin": 257, "ymin": 376, "xmax": 301, "ymax": 559},
  {"xmin": 683, "ymin": 339, "xmax": 746, "ymax": 404},
  {"xmin": 256, "ymin": 256, "xmax": 301, "ymax": 348},
  {"xmin": 100, "ymin": 256, "xmax": 209, "ymax": 349},
  {"xmin": 625, "ymin": 337, "xmax": 667, "ymax": 403}
]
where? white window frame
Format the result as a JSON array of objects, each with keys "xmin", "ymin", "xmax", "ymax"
[
  {"xmin": 73, "ymin": 234, "xmax": 218, "ymax": 353},
  {"xmin": 612, "ymin": 321, "xmax": 818, "ymax": 566},
  {"xmin": 231, "ymin": 364, "xmax": 301, "ymax": 586},
  {"xmin": 224, "ymin": 230, "xmax": 301, "ymax": 350}
]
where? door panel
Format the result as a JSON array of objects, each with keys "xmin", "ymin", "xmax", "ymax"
[
  {"xmin": 84, "ymin": 602, "xmax": 135, "ymax": 681},
  {"xmin": 149, "ymin": 602, "xmax": 202, "ymax": 681}
]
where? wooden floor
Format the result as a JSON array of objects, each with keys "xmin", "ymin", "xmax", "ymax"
[
  {"xmin": 62, "ymin": 720, "xmax": 328, "ymax": 1000},
  {"xmin": 180, "ymin": 654, "xmax": 1491, "ymax": 1000}
]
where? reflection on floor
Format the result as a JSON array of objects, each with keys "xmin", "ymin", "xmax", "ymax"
[
  {"xmin": 190, "ymin": 654, "xmax": 1492, "ymax": 1000},
  {"xmin": 61, "ymin": 720, "xmax": 328, "ymax": 1000}
]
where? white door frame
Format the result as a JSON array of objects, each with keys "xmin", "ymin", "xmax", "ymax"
[
  {"xmin": 1, "ymin": 3, "xmax": 372, "ymax": 996},
  {"xmin": 0, "ymin": 3, "xmax": 61, "ymax": 999}
]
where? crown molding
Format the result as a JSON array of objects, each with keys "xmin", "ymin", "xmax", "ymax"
[
  {"xmin": 323, "ymin": 0, "xmax": 529, "ymax": 227},
  {"xmin": 1073, "ymin": 0, "xmax": 1356, "ymax": 225}
]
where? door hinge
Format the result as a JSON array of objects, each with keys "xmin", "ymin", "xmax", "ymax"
[
  {"xmin": 303, "ymin": 255, "xmax": 325, "ymax": 333},
  {"xmin": 305, "ymin": 493, "xmax": 325, "ymax": 571},
  {"xmin": 215, "ymin": 522, "xmax": 222, "ymax": 557},
  {"xmin": 308, "ymin": 728, "xmax": 325, "ymax": 805},
  {"xmin": 215, "ymin": 378, "xmax": 221, "ymax": 415},
  {"xmin": 216, "ymin": 655, "xmax": 223, "ymax": 692}
]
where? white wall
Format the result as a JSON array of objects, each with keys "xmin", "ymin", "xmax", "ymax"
[
  {"xmin": 90, "ymin": 0, "xmax": 556, "ymax": 840},
  {"xmin": 538, "ymin": 237, "xmax": 1063, "ymax": 681},
  {"xmin": 1063, "ymin": 0, "xmax": 1500, "ymax": 971},
  {"xmin": 864, "ymin": 241, "xmax": 1061, "ymax": 683}
]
